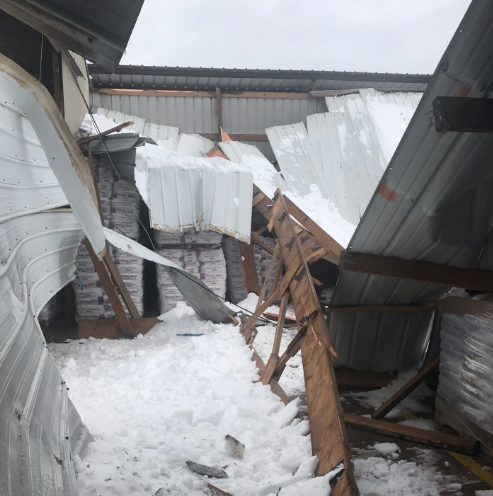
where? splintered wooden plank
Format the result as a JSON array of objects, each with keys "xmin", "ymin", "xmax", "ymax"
[
  {"xmin": 78, "ymin": 317, "xmax": 159, "ymax": 339},
  {"xmin": 251, "ymin": 348, "xmax": 290, "ymax": 405},
  {"xmin": 270, "ymin": 189, "xmax": 358, "ymax": 496},
  {"xmin": 372, "ymin": 357, "xmax": 440, "ymax": 419},
  {"xmin": 255, "ymin": 244, "xmax": 280, "ymax": 311},
  {"xmin": 344, "ymin": 414, "xmax": 477, "ymax": 454},
  {"xmin": 237, "ymin": 241, "xmax": 260, "ymax": 295},
  {"xmin": 253, "ymin": 185, "xmax": 328, "ymax": 264}
]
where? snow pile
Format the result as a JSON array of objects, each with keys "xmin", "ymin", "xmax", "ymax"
[
  {"xmin": 371, "ymin": 442, "xmax": 400, "ymax": 457},
  {"xmin": 345, "ymin": 368, "xmax": 433, "ymax": 418},
  {"xmin": 49, "ymin": 304, "xmax": 323, "ymax": 496},
  {"xmin": 354, "ymin": 456, "xmax": 447, "ymax": 496}
]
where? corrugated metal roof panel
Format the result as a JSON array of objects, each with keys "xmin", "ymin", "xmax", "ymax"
[
  {"xmin": 266, "ymin": 122, "xmax": 329, "ymax": 197},
  {"xmin": 328, "ymin": 0, "xmax": 493, "ymax": 372},
  {"xmin": 218, "ymin": 141, "xmax": 266, "ymax": 163},
  {"xmin": 306, "ymin": 90, "xmax": 422, "ymax": 225},
  {"xmin": 0, "ymin": 0, "xmax": 144, "ymax": 70},
  {"xmin": 89, "ymin": 65, "xmax": 430, "ymax": 92}
]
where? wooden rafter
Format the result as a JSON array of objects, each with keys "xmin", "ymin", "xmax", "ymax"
[
  {"xmin": 244, "ymin": 188, "xmax": 358, "ymax": 495},
  {"xmin": 238, "ymin": 241, "xmax": 260, "ymax": 295},
  {"xmin": 339, "ymin": 251, "xmax": 493, "ymax": 293}
]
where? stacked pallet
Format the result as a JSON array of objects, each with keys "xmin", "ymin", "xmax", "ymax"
[
  {"xmin": 222, "ymin": 236, "xmax": 280, "ymax": 304},
  {"xmin": 154, "ymin": 230, "xmax": 225, "ymax": 313},
  {"xmin": 73, "ymin": 158, "xmax": 144, "ymax": 321}
]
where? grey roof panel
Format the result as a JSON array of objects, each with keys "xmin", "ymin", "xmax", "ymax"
[
  {"xmin": 0, "ymin": 0, "xmax": 143, "ymax": 70},
  {"xmin": 89, "ymin": 65, "xmax": 431, "ymax": 92},
  {"xmin": 329, "ymin": 0, "xmax": 493, "ymax": 372}
]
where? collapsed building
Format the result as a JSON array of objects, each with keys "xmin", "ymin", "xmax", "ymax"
[{"xmin": 2, "ymin": 0, "xmax": 493, "ymax": 495}]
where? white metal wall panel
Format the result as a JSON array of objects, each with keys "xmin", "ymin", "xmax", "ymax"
[
  {"xmin": 219, "ymin": 141, "xmax": 266, "ymax": 163},
  {"xmin": 266, "ymin": 123, "xmax": 329, "ymax": 198}
]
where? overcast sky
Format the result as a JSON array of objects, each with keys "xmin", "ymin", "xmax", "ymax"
[{"xmin": 121, "ymin": 0, "xmax": 472, "ymax": 74}]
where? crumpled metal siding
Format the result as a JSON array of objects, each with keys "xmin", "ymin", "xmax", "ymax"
[
  {"xmin": 218, "ymin": 141, "xmax": 266, "ymax": 163},
  {"xmin": 0, "ymin": 212, "xmax": 91, "ymax": 495},
  {"xmin": 328, "ymin": 0, "xmax": 493, "ymax": 372}
]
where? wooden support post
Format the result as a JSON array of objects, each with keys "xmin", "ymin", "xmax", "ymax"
[
  {"xmin": 344, "ymin": 414, "xmax": 477, "ymax": 454},
  {"xmin": 260, "ymin": 289, "xmax": 290, "ymax": 385},
  {"xmin": 270, "ymin": 189, "xmax": 358, "ymax": 495},
  {"xmin": 339, "ymin": 251, "xmax": 493, "ymax": 293},
  {"xmin": 83, "ymin": 239, "xmax": 136, "ymax": 338},
  {"xmin": 84, "ymin": 145, "xmax": 104, "ymax": 223},
  {"xmin": 371, "ymin": 357, "xmax": 440, "ymax": 419},
  {"xmin": 103, "ymin": 250, "xmax": 140, "ymax": 318},
  {"xmin": 216, "ymin": 87, "xmax": 222, "ymax": 141},
  {"xmin": 255, "ymin": 244, "xmax": 280, "ymax": 312},
  {"xmin": 238, "ymin": 241, "xmax": 260, "ymax": 295}
]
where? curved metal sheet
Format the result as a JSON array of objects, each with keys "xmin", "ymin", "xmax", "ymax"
[
  {"xmin": 0, "ymin": 54, "xmax": 106, "ymax": 258},
  {"xmin": 0, "ymin": 211, "xmax": 91, "ymax": 495}
]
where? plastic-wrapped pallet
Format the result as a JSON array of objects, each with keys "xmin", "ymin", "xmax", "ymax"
[
  {"xmin": 436, "ymin": 308, "xmax": 493, "ymax": 450},
  {"xmin": 154, "ymin": 229, "xmax": 226, "ymax": 313},
  {"xmin": 73, "ymin": 158, "xmax": 144, "ymax": 320},
  {"xmin": 222, "ymin": 236, "xmax": 280, "ymax": 304}
]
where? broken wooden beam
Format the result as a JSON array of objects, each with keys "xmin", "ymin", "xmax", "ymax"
[
  {"xmin": 371, "ymin": 357, "xmax": 440, "ymax": 419},
  {"xmin": 344, "ymin": 414, "xmax": 478, "ymax": 454},
  {"xmin": 433, "ymin": 96, "xmax": 493, "ymax": 133},
  {"xmin": 77, "ymin": 121, "xmax": 134, "ymax": 146},
  {"xmin": 339, "ymin": 251, "xmax": 493, "ymax": 293},
  {"xmin": 270, "ymin": 189, "xmax": 358, "ymax": 495},
  {"xmin": 78, "ymin": 317, "xmax": 159, "ymax": 339}
]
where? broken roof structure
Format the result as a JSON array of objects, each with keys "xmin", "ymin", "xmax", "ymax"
[{"xmin": 328, "ymin": 0, "xmax": 493, "ymax": 372}]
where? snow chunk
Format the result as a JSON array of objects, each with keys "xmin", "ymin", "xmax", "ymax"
[{"xmin": 371, "ymin": 442, "xmax": 400, "ymax": 456}]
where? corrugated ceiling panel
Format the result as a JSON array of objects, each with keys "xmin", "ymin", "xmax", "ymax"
[
  {"xmin": 0, "ymin": 102, "xmax": 68, "ymax": 221},
  {"xmin": 0, "ymin": 211, "xmax": 91, "ymax": 495},
  {"xmin": 328, "ymin": 0, "xmax": 493, "ymax": 372}
]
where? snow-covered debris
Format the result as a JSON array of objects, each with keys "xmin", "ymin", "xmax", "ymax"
[
  {"xmin": 49, "ymin": 303, "xmax": 319, "ymax": 496},
  {"xmin": 371, "ymin": 442, "xmax": 400, "ymax": 456},
  {"xmin": 345, "ymin": 368, "xmax": 433, "ymax": 418},
  {"xmin": 80, "ymin": 113, "xmax": 122, "ymax": 135}
]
